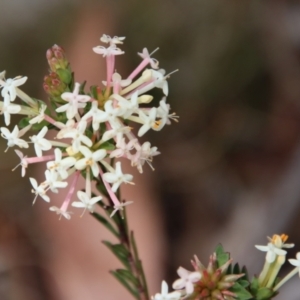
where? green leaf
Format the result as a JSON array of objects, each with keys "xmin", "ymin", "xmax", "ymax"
[
  {"xmin": 99, "ymin": 141, "xmax": 115, "ymax": 150},
  {"xmin": 215, "ymin": 244, "xmax": 230, "ymax": 267},
  {"xmin": 92, "ymin": 212, "xmax": 119, "ymax": 238},
  {"xmin": 250, "ymin": 277, "xmax": 259, "ymax": 294},
  {"xmin": 239, "ymin": 280, "xmax": 250, "ymax": 288},
  {"xmin": 56, "ymin": 68, "xmax": 72, "ymax": 84},
  {"xmin": 103, "ymin": 241, "xmax": 130, "ymax": 269},
  {"xmin": 115, "ymin": 269, "xmax": 139, "ymax": 286},
  {"xmin": 233, "ymin": 263, "xmax": 241, "ymax": 274},
  {"xmin": 256, "ymin": 287, "xmax": 275, "ymax": 300},
  {"xmin": 18, "ymin": 117, "xmax": 30, "ymax": 129},
  {"xmin": 90, "ymin": 85, "xmax": 98, "ymax": 99},
  {"xmin": 111, "ymin": 270, "xmax": 139, "ymax": 299},
  {"xmin": 96, "ymin": 182, "xmax": 109, "ymax": 199},
  {"xmin": 130, "ymin": 232, "xmax": 149, "ymax": 297},
  {"xmin": 241, "ymin": 266, "xmax": 249, "ymax": 281},
  {"xmin": 230, "ymin": 282, "xmax": 253, "ymax": 300}
]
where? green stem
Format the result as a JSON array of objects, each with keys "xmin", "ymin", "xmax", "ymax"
[{"xmin": 273, "ymin": 267, "xmax": 299, "ymax": 291}]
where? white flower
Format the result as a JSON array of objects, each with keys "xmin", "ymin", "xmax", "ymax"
[
  {"xmin": 110, "ymin": 138, "xmax": 135, "ymax": 158},
  {"xmin": 130, "ymin": 141, "xmax": 160, "ymax": 173},
  {"xmin": 172, "ymin": 267, "xmax": 201, "ymax": 295},
  {"xmin": 157, "ymin": 98, "xmax": 179, "ymax": 126},
  {"xmin": 49, "ymin": 206, "xmax": 71, "ymax": 220},
  {"xmin": 62, "ymin": 120, "xmax": 92, "ymax": 154},
  {"xmin": 255, "ymin": 243, "xmax": 287, "ymax": 263},
  {"xmin": 97, "ymin": 99, "xmax": 124, "ymax": 126},
  {"xmin": 13, "ymin": 150, "xmax": 28, "ymax": 177},
  {"xmin": 56, "ymin": 119, "xmax": 76, "ymax": 139},
  {"xmin": 1, "ymin": 125, "xmax": 29, "ymax": 150},
  {"xmin": 114, "ymin": 91, "xmax": 139, "ymax": 119},
  {"xmin": 152, "ymin": 281, "xmax": 181, "ymax": 300},
  {"xmin": 30, "ymin": 177, "xmax": 50, "ymax": 203},
  {"xmin": 0, "ymin": 94, "xmax": 21, "ymax": 125},
  {"xmin": 152, "ymin": 69, "xmax": 169, "ymax": 96},
  {"xmin": 137, "ymin": 107, "xmax": 160, "ymax": 137},
  {"xmin": 29, "ymin": 104, "xmax": 47, "ymax": 124},
  {"xmin": 100, "ymin": 34, "xmax": 125, "ymax": 45},
  {"xmin": 101, "ymin": 126, "xmax": 131, "ymax": 143},
  {"xmin": 103, "ymin": 162, "xmax": 134, "ymax": 192},
  {"xmin": 75, "ymin": 146, "xmax": 107, "ymax": 177},
  {"xmin": 30, "ymin": 126, "xmax": 52, "ymax": 157},
  {"xmin": 0, "ymin": 75, "xmax": 27, "ymax": 101},
  {"xmin": 56, "ymin": 83, "xmax": 91, "ymax": 119},
  {"xmin": 138, "ymin": 48, "xmax": 159, "ymax": 69},
  {"xmin": 81, "ymin": 101, "xmax": 104, "ymax": 131},
  {"xmin": 47, "ymin": 148, "xmax": 76, "ymax": 179},
  {"xmin": 103, "ymin": 72, "xmax": 131, "ymax": 89},
  {"xmin": 93, "ymin": 45, "xmax": 124, "ymax": 57},
  {"xmin": 72, "ymin": 191, "xmax": 102, "ymax": 213},
  {"xmin": 43, "ymin": 169, "xmax": 68, "ymax": 193},
  {"xmin": 255, "ymin": 234, "xmax": 293, "ymax": 263},
  {"xmin": 289, "ymin": 252, "xmax": 300, "ymax": 276},
  {"xmin": 110, "ymin": 201, "xmax": 133, "ymax": 218}
]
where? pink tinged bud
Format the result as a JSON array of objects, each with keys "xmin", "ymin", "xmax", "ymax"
[
  {"xmin": 207, "ymin": 253, "xmax": 218, "ymax": 275},
  {"xmin": 217, "ymin": 281, "xmax": 235, "ymax": 290},
  {"xmin": 211, "ymin": 269, "xmax": 222, "ymax": 282},
  {"xmin": 222, "ymin": 290, "xmax": 238, "ymax": 297},
  {"xmin": 211, "ymin": 289, "xmax": 225, "ymax": 300},
  {"xmin": 223, "ymin": 273, "xmax": 245, "ymax": 282},
  {"xmin": 219, "ymin": 258, "xmax": 233, "ymax": 275},
  {"xmin": 199, "ymin": 288, "xmax": 210, "ymax": 297}
]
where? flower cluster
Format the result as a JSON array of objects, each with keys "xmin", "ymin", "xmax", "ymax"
[
  {"xmin": 152, "ymin": 235, "xmax": 300, "ymax": 300},
  {"xmin": 152, "ymin": 249, "xmax": 245, "ymax": 300},
  {"xmin": 0, "ymin": 34, "xmax": 178, "ymax": 219}
]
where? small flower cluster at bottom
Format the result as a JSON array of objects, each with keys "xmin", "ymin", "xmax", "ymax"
[
  {"xmin": 153, "ymin": 250, "xmax": 244, "ymax": 300},
  {"xmin": 153, "ymin": 234, "xmax": 300, "ymax": 300}
]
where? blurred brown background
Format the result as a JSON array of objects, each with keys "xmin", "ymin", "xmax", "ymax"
[{"xmin": 1, "ymin": 0, "xmax": 300, "ymax": 299}]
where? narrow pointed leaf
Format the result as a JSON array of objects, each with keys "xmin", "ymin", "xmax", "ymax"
[
  {"xmin": 111, "ymin": 270, "xmax": 139, "ymax": 299},
  {"xmin": 92, "ymin": 212, "xmax": 119, "ymax": 238},
  {"xmin": 103, "ymin": 241, "xmax": 130, "ymax": 269}
]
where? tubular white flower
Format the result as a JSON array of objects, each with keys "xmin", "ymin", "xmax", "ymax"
[
  {"xmin": 30, "ymin": 177, "xmax": 50, "ymax": 203},
  {"xmin": 13, "ymin": 150, "xmax": 28, "ymax": 177},
  {"xmin": 103, "ymin": 162, "xmax": 134, "ymax": 192},
  {"xmin": 62, "ymin": 120, "xmax": 92, "ymax": 154},
  {"xmin": 289, "ymin": 253, "xmax": 300, "ymax": 276},
  {"xmin": 93, "ymin": 45, "xmax": 124, "ymax": 57},
  {"xmin": 137, "ymin": 108, "xmax": 160, "ymax": 137},
  {"xmin": 0, "ymin": 75, "xmax": 28, "ymax": 101},
  {"xmin": 75, "ymin": 146, "xmax": 107, "ymax": 177},
  {"xmin": 172, "ymin": 267, "xmax": 201, "ymax": 295},
  {"xmin": 110, "ymin": 201, "xmax": 133, "ymax": 218},
  {"xmin": 29, "ymin": 104, "xmax": 47, "ymax": 124},
  {"xmin": 49, "ymin": 206, "xmax": 72, "ymax": 220},
  {"xmin": 103, "ymin": 72, "xmax": 132, "ymax": 89},
  {"xmin": 255, "ymin": 243, "xmax": 287, "ymax": 263},
  {"xmin": 157, "ymin": 98, "xmax": 179, "ymax": 126},
  {"xmin": 47, "ymin": 148, "xmax": 76, "ymax": 179},
  {"xmin": 30, "ymin": 126, "xmax": 52, "ymax": 157},
  {"xmin": 56, "ymin": 83, "xmax": 91, "ymax": 119},
  {"xmin": 152, "ymin": 281, "xmax": 181, "ymax": 300},
  {"xmin": 81, "ymin": 101, "xmax": 104, "ymax": 131},
  {"xmin": 113, "ymin": 91, "xmax": 139, "ymax": 119},
  {"xmin": 0, "ymin": 94, "xmax": 21, "ymax": 125},
  {"xmin": 43, "ymin": 169, "xmax": 68, "ymax": 193},
  {"xmin": 1, "ymin": 125, "xmax": 29, "ymax": 150},
  {"xmin": 72, "ymin": 191, "xmax": 102, "ymax": 213},
  {"xmin": 138, "ymin": 48, "xmax": 159, "ymax": 69},
  {"xmin": 100, "ymin": 34, "xmax": 125, "ymax": 45}
]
